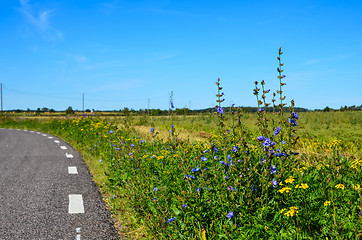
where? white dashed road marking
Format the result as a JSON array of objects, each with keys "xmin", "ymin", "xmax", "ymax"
[
  {"xmin": 68, "ymin": 194, "xmax": 84, "ymax": 214},
  {"xmin": 48, "ymin": 136, "xmax": 53, "ymax": 139},
  {"xmin": 37, "ymin": 132, "xmax": 41, "ymax": 134},
  {"xmin": 60, "ymin": 146, "xmax": 67, "ymax": 150},
  {"xmin": 42, "ymin": 134, "xmax": 47, "ymax": 136},
  {"xmin": 54, "ymin": 140, "xmax": 60, "ymax": 144},
  {"xmin": 68, "ymin": 166, "xmax": 78, "ymax": 174},
  {"xmin": 76, "ymin": 227, "xmax": 81, "ymax": 239},
  {"xmin": 66, "ymin": 153, "xmax": 73, "ymax": 158}
]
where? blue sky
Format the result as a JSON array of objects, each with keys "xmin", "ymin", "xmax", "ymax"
[{"xmin": 0, "ymin": 0, "xmax": 361, "ymax": 111}]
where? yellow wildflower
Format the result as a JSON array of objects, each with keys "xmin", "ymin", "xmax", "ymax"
[
  {"xmin": 335, "ymin": 184, "xmax": 345, "ymax": 190},
  {"xmin": 295, "ymin": 183, "xmax": 309, "ymax": 189},
  {"xmin": 353, "ymin": 184, "xmax": 361, "ymax": 190},
  {"xmin": 280, "ymin": 208, "xmax": 286, "ymax": 213},
  {"xmin": 324, "ymin": 201, "xmax": 331, "ymax": 206},
  {"xmin": 284, "ymin": 206, "xmax": 299, "ymax": 217},
  {"xmin": 278, "ymin": 187, "xmax": 292, "ymax": 193},
  {"xmin": 264, "ymin": 226, "xmax": 268, "ymax": 231},
  {"xmin": 285, "ymin": 176, "xmax": 295, "ymax": 184}
]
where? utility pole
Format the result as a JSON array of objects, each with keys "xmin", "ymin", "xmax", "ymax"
[
  {"xmin": 147, "ymin": 98, "xmax": 150, "ymax": 115},
  {"xmin": 81, "ymin": 92, "xmax": 87, "ymax": 113},
  {"xmin": 1, "ymin": 83, "xmax": 3, "ymax": 115}
]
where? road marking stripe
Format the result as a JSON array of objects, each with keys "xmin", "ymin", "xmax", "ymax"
[
  {"xmin": 54, "ymin": 140, "xmax": 60, "ymax": 144},
  {"xmin": 76, "ymin": 227, "xmax": 81, "ymax": 233},
  {"xmin": 66, "ymin": 153, "xmax": 73, "ymax": 158},
  {"xmin": 24, "ymin": 130, "xmax": 28, "ymax": 132},
  {"xmin": 68, "ymin": 194, "xmax": 84, "ymax": 214},
  {"xmin": 76, "ymin": 234, "xmax": 81, "ymax": 240},
  {"xmin": 68, "ymin": 166, "xmax": 78, "ymax": 174},
  {"xmin": 42, "ymin": 134, "xmax": 47, "ymax": 136},
  {"xmin": 48, "ymin": 136, "xmax": 53, "ymax": 139},
  {"xmin": 37, "ymin": 132, "xmax": 41, "ymax": 134},
  {"xmin": 60, "ymin": 146, "xmax": 67, "ymax": 150}
]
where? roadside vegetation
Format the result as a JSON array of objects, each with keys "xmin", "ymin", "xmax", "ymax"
[{"xmin": 0, "ymin": 48, "xmax": 361, "ymax": 239}]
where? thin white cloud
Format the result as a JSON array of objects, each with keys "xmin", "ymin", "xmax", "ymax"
[
  {"xmin": 19, "ymin": 0, "xmax": 62, "ymax": 39},
  {"xmin": 71, "ymin": 55, "xmax": 87, "ymax": 63},
  {"xmin": 302, "ymin": 54, "xmax": 351, "ymax": 65}
]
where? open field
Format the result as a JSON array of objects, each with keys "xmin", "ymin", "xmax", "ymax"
[{"xmin": 1, "ymin": 109, "xmax": 361, "ymax": 239}]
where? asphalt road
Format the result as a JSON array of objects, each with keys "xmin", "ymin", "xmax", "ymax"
[{"xmin": 0, "ymin": 128, "xmax": 119, "ymax": 239}]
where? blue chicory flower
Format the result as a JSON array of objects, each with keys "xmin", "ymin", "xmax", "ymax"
[
  {"xmin": 263, "ymin": 138, "xmax": 271, "ymax": 147},
  {"xmin": 292, "ymin": 112, "xmax": 299, "ymax": 119},
  {"xmin": 272, "ymin": 179, "xmax": 278, "ymax": 188},
  {"xmin": 227, "ymin": 211, "xmax": 234, "ymax": 218},
  {"xmin": 232, "ymin": 146, "xmax": 238, "ymax": 152},
  {"xmin": 257, "ymin": 136, "xmax": 266, "ymax": 141},
  {"xmin": 192, "ymin": 165, "xmax": 200, "ymax": 173},
  {"xmin": 201, "ymin": 156, "xmax": 207, "ymax": 161},
  {"xmin": 217, "ymin": 106, "xmax": 224, "ymax": 114},
  {"xmin": 270, "ymin": 165, "xmax": 277, "ymax": 174},
  {"xmin": 274, "ymin": 126, "xmax": 281, "ymax": 136},
  {"xmin": 213, "ymin": 146, "xmax": 218, "ymax": 153},
  {"xmin": 288, "ymin": 118, "xmax": 297, "ymax": 126},
  {"xmin": 167, "ymin": 217, "xmax": 176, "ymax": 224}
]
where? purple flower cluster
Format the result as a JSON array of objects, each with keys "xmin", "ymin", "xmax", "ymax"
[{"xmin": 288, "ymin": 112, "xmax": 299, "ymax": 126}]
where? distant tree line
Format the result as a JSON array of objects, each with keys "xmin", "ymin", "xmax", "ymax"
[
  {"xmin": 314, "ymin": 105, "xmax": 362, "ymax": 112},
  {"xmin": 4, "ymin": 104, "xmax": 361, "ymax": 116}
]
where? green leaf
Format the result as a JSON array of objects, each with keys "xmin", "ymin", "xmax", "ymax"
[{"xmin": 172, "ymin": 205, "xmax": 181, "ymax": 215}]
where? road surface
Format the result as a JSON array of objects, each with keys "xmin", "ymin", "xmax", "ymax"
[{"xmin": 0, "ymin": 128, "xmax": 119, "ymax": 239}]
